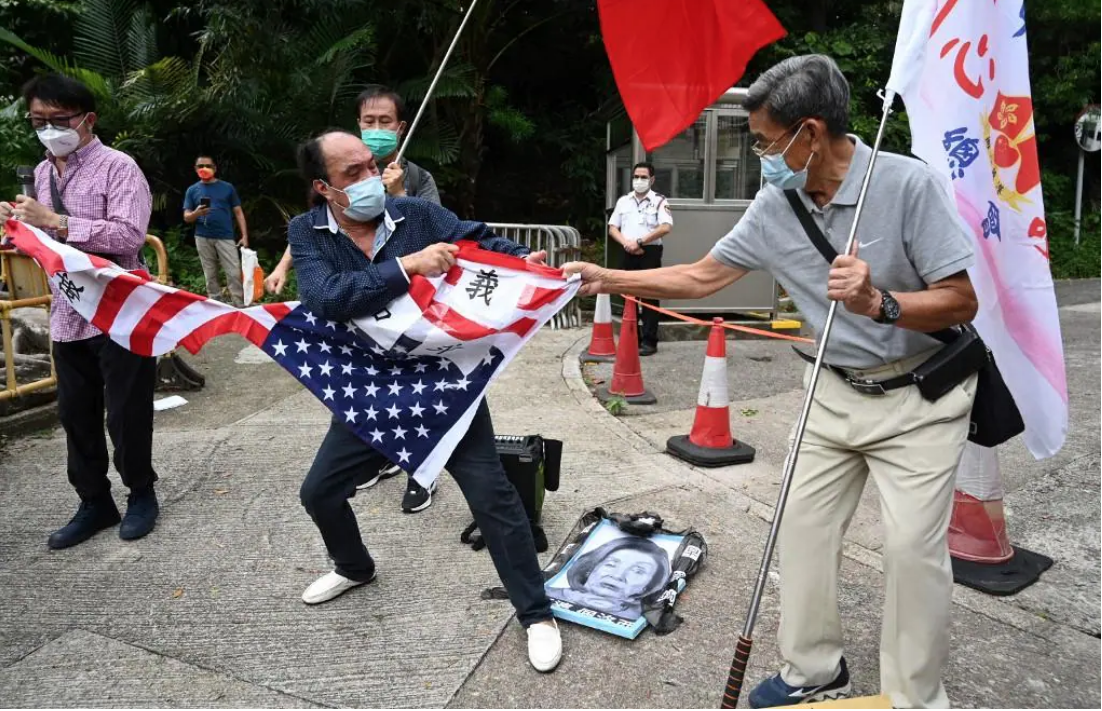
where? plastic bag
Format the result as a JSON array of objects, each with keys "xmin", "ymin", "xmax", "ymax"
[{"xmin": 239, "ymin": 246, "xmax": 265, "ymax": 306}]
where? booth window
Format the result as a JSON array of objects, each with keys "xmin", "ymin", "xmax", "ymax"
[
  {"xmin": 648, "ymin": 115, "xmax": 706, "ymax": 200},
  {"xmin": 608, "ymin": 113, "xmax": 636, "ymax": 199},
  {"xmin": 715, "ymin": 113, "xmax": 760, "ymax": 201}
]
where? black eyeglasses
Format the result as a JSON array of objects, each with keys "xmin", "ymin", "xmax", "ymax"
[
  {"xmin": 196, "ymin": 163, "xmax": 215, "ymax": 169},
  {"xmin": 26, "ymin": 112, "xmax": 86, "ymax": 131}
]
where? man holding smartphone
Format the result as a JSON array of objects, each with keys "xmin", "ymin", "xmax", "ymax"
[{"xmin": 183, "ymin": 154, "xmax": 249, "ymax": 306}]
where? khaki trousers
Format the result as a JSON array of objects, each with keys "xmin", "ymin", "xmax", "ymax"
[
  {"xmin": 777, "ymin": 351, "xmax": 977, "ymax": 709},
  {"xmin": 196, "ymin": 237, "xmax": 244, "ymax": 306}
]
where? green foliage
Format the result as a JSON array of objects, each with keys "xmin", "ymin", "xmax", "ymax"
[
  {"xmin": 1047, "ymin": 210, "xmax": 1101, "ymax": 280},
  {"xmin": 142, "ymin": 226, "xmax": 206, "ymax": 293},
  {"xmin": 0, "ymin": 99, "xmax": 41, "ymax": 198},
  {"xmin": 603, "ymin": 395, "xmax": 626, "ymax": 416},
  {"xmin": 0, "ymin": 0, "xmax": 1097, "ymax": 282}
]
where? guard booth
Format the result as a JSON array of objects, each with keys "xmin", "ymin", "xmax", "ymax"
[{"xmin": 605, "ymin": 88, "xmax": 779, "ymax": 318}]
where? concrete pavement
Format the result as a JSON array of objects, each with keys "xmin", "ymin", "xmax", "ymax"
[{"xmin": 0, "ymin": 280, "xmax": 1098, "ymax": 708}]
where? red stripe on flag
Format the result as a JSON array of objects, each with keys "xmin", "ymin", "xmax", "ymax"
[
  {"xmin": 454, "ymin": 240, "xmax": 565, "ymax": 279},
  {"xmin": 178, "ymin": 311, "xmax": 273, "ymax": 354},
  {"xmin": 517, "ymin": 284, "xmax": 566, "ymax": 311},
  {"xmin": 3, "ymin": 220, "xmax": 67, "ymax": 274},
  {"xmin": 404, "ymin": 248, "xmax": 562, "ymax": 341},
  {"xmin": 90, "ymin": 271, "xmax": 148, "ymax": 333},
  {"xmin": 264, "ymin": 302, "xmax": 294, "ymax": 320},
  {"xmin": 444, "ymin": 265, "xmax": 463, "ymax": 285},
  {"xmin": 85, "ymin": 253, "xmax": 114, "ymax": 270},
  {"xmin": 408, "ymin": 277, "xmax": 437, "ymax": 311},
  {"xmin": 503, "ymin": 316, "xmax": 537, "ymax": 338},
  {"xmin": 421, "ymin": 301, "xmax": 537, "ymax": 342},
  {"xmin": 128, "ymin": 289, "xmax": 210, "ymax": 356}
]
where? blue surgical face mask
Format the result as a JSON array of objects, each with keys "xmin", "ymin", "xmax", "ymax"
[
  {"xmin": 361, "ymin": 129, "xmax": 400, "ymax": 160},
  {"xmin": 760, "ymin": 123, "xmax": 813, "ymax": 190},
  {"xmin": 327, "ymin": 175, "xmax": 385, "ymax": 222}
]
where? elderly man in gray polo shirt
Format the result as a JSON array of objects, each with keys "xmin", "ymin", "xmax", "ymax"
[{"xmin": 566, "ymin": 54, "xmax": 977, "ymax": 709}]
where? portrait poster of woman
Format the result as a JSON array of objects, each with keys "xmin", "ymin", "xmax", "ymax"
[{"xmin": 545, "ymin": 519, "xmax": 687, "ymax": 639}]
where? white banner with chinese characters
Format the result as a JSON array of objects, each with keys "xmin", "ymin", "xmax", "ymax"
[{"xmin": 888, "ymin": 0, "xmax": 1067, "ymax": 458}]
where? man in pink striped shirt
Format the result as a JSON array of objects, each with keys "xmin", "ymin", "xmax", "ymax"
[{"xmin": 1, "ymin": 74, "xmax": 160, "ymax": 549}]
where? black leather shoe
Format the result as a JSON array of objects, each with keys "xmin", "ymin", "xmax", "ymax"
[
  {"xmin": 639, "ymin": 343, "xmax": 658, "ymax": 356},
  {"xmin": 119, "ymin": 488, "xmax": 159, "ymax": 541},
  {"xmin": 48, "ymin": 498, "xmax": 121, "ymax": 550}
]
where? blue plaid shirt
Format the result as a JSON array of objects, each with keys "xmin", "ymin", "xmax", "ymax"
[{"xmin": 288, "ymin": 197, "xmax": 529, "ymax": 322}]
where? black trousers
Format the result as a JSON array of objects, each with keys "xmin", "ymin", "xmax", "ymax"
[
  {"xmin": 53, "ymin": 335, "xmax": 158, "ymax": 501},
  {"xmin": 622, "ymin": 244, "xmax": 663, "ymax": 347},
  {"xmin": 300, "ymin": 400, "xmax": 553, "ymax": 627}
]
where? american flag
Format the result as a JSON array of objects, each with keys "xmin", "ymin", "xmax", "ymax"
[{"xmin": 3, "ymin": 219, "xmax": 579, "ymax": 485}]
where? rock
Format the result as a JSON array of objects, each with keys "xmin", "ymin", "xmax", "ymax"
[
  {"xmin": 10, "ymin": 306, "xmax": 51, "ymax": 355},
  {"xmin": 0, "ymin": 305, "xmax": 56, "ymax": 417}
]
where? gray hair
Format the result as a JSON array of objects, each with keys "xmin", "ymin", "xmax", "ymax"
[{"xmin": 744, "ymin": 55, "xmax": 851, "ymax": 136}]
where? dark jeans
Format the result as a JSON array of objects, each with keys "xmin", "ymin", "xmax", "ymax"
[
  {"xmin": 300, "ymin": 400, "xmax": 553, "ymax": 627},
  {"xmin": 622, "ymin": 244, "xmax": 663, "ymax": 347},
  {"xmin": 53, "ymin": 335, "xmax": 158, "ymax": 501}
]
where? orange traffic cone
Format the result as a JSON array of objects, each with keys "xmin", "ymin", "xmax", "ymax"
[
  {"xmin": 949, "ymin": 443, "xmax": 1052, "ymax": 596},
  {"xmin": 598, "ymin": 298, "xmax": 656, "ymax": 405},
  {"xmin": 666, "ymin": 318, "xmax": 755, "ymax": 466},
  {"xmin": 579, "ymin": 293, "xmax": 617, "ymax": 363}
]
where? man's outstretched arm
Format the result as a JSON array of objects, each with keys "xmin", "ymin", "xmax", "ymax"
[{"xmin": 563, "ymin": 254, "xmax": 746, "ymax": 300}]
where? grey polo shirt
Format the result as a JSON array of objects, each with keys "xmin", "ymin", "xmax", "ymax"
[
  {"xmin": 402, "ymin": 158, "xmax": 440, "ymax": 205},
  {"xmin": 711, "ymin": 137, "xmax": 974, "ymax": 369}
]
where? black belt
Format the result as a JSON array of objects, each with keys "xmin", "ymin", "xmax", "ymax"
[{"xmin": 792, "ymin": 347, "xmax": 917, "ymax": 396}]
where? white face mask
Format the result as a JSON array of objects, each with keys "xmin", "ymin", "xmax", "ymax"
[
  {"xmin": 632, "ymin": 178, "xmax": 651, "ymax": 194},
  {"xmin": 36, "ymin": 116, "xmax": 87, "ymax": 158}
]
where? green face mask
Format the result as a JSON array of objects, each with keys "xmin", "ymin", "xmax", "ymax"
[{"xmin": 361, "ymin": 129, "xmax": 399, "ymax": 160}]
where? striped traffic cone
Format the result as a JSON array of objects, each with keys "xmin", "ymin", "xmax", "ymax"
[
  {"xmin": 579, "ymin": 293, "xmax": 617, "ymax": 363},
  {"xmin": 666, "ymin": 318, "xmax": 755, "ymax": 467},
  {"xmin": 598, "ymin": 298, "xmax": 656, "ymax": 405},
  {"xmin": 949, "ymin": 442, "xmax": 1052, "ymax": 595}
]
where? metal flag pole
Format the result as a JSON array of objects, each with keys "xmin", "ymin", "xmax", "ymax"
[
  {"xmin": 720, "ymin": 88, "xmax": 897, "ymax": 709},
  {"xmin": 393, "ymin": 0, "xmax": 481, "ymax": 165}
]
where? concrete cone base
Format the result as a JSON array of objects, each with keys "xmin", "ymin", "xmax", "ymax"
[
  {"xmin": 598, "ymin": 387, "xmax": 657, "ymax": 405},
  {"xmin": 666, "ymin": 435, "xmax": 755, "ymax": 467},
  {"xmin": 579, "ymin": 352, "xmax": 617, "ymax": 364},
  {"xmin": 951, "ymin": 546, "xmax": 1053, "ymax": 596}
]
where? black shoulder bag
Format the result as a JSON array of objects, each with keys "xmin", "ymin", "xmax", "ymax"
[{"xmin": 784, "ymin": 189, "xmax": 1024, "ymax": 447}]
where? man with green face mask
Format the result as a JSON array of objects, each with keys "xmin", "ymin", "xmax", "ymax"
[
  {"xmin": 266, "ymin": 85, "xmax": 440, "ymax": 296},
  {"xmin": 265, "ymin": 85, "xmax": 443, "ymax": 514},
  {"xmin": 356, "ymin": 84, "xmax": 441, "ymax": 205}
]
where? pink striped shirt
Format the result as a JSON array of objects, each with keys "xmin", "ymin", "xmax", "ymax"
[{"xmin": 33, "ymin": 137, "xmax": 152, "ymax": 342}]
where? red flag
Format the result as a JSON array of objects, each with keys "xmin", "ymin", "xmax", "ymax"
[{"xmin": 598, "ymin": 0, "xmax": 786, "ymax": 151}]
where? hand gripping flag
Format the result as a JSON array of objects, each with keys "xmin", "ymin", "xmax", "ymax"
[
  {"xmin": 885, "ymin": 0, "xmax": 1067, "ymax": 458},
  {"xmin": 597, "ymin": 0, "xmax": 786, "ymax": 151},
  {"xmin": 3, "ymin": 219, "xmax": 579, "ymax": 485}
]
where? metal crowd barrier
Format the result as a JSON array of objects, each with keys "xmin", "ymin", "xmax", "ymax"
[
  {"xmin": 486, "ymin": 223, "xmax": 583, "ymax": 329},
  {"xmin": 0, "ymin": 234, "xmax": 169, "ymax": 402}
]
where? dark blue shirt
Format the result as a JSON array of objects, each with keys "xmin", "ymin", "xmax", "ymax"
[
  {"xmin": 184, "ymin": 180, "xmax": 241, "ymax": 239},
  {"xmin": 287, "ymin": 197, "xmax": 529, "ymax": 323}
]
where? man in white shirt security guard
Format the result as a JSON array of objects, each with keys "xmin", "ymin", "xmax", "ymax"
[{"xmin": 607, "ymin": 162, "xmax": 673, "ymax": 355}]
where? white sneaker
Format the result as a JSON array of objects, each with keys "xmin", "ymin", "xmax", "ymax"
[
  {"xmin": 526, "ymin": 619, "xmax": 562, "ymax": 672},
  {"xmin": 356, "ymin": 463, "xmax": 402, "ymax": 490},
  {"xmin": 301, "ymin": 570, "xmax": 373, "ymax": 605}
]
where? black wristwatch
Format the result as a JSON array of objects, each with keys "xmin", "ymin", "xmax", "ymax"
[
  {"xmin": 875, "ymin": 289, "xmax": 901, "ymax": 324},
  {"xmin": 636, "ymin": 238, "xmax": 644, "ymax": 249}
]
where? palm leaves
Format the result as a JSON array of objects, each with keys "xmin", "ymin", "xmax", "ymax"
[
  {"xmin": 72, "ymin": 0, "xmax": 146, "ymax": 77},
  {"xmin": 0, "ymin": 26, "xmax": 112, "ymax": 98}
]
